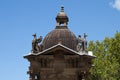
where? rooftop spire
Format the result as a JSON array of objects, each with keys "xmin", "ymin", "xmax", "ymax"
[
  {"xmin": 61, "ymin": 6, "xmax": 64, "ymax": 12},
  {"xmin": 56, "ymin": 6, "xmax": 69, "ymax": 29}
]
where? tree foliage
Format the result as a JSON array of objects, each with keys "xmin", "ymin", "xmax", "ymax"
[{"xmin": 88, "ymin": 32, "xmax": 120, "ymax": 80}]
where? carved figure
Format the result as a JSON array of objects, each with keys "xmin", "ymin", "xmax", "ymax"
[
  {"xmin": 32, "ymin": 34, "xmax": 43, "ymax": 53},
  {"xmin": 77, "ymin": 33, "xmax": 88, "ymax": 52},
  {"xmin": 77, "ymin": 35, "xmax": 83, "ymax": 51},
  {"xmin": 82, "ymin": 33, "xmax": 87, "ymax": 51}
]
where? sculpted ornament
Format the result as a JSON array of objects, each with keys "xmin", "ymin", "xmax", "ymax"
[
  {"xmin": 32, "ymin": 34, "xmax": 43, "ymax": 53},
  {"xmin": 77, "ymin": 35, "xmax": 82, "ymax": 52},
  {"xmin": 77, "ymin": 33, "xmax": 87, "ymax": 52}
]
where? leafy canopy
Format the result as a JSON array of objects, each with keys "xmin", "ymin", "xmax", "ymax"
[{"xmin": 88, "ymin": 32, "xmax": 120, "ymax": 80}]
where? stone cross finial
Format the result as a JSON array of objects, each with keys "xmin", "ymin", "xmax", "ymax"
[{"xmin": 61, "ymin": 6, "xmax": 64, "ymax": 12}]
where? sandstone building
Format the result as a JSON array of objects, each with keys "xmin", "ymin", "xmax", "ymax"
[{"xmin": 24, "ymin": 6, "xmax": 95, "ymax": 80}]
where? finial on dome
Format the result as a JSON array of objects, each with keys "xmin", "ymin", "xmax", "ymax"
[
  {"xmin": 55, "ymin": 6, "xmax": 69, "ymax": 29},
  {"xmin": 61, "ymin": 6, "xmax": 64, "ymax": 12}
]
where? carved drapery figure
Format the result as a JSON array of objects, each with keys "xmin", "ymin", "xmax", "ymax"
[
  {"xmin": 77, "ymin": 35, "xmax": 83, "ymax": 52},
  {"xmin": 82, "ymin": 33, "xmax": 87, "ymax": 51},
  {"xmin": 32, "ymin": 34, "xmax": 43, "ymax": 53},
  {"xmin": 77, "ymin": 33, "xmax": 87, "ymax": 52}
]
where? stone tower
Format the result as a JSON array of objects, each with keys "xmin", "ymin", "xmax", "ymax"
[{"xmin": 24, "ymin": 6, "xmax": 95, "ymax": 80}]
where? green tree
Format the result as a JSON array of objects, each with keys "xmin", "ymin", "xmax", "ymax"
[{"xmin": 88, "ymin": 32, "xmax": 120, "ymax": 80}]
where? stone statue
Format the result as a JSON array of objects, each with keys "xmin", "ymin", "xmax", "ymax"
[
  {"xmin": 82, "ymin": 33, "xmax": 87, "ymax": 51},
  {"xmin": 76, "ymin": 35, "xmax": 83, "ymax": 52},
  {"xmin": 77, "ymin": 33, "xmax": 88, "ymax": 52},
  {"xmin": 32, "ymin": 34, "xmax": 43, "ymax": 53}
]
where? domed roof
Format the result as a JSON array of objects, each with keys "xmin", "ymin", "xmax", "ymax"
[
  {"xmin": 42, "ymin": 6, "xmax": 77, "ymax": 50},
  {"xmin": 42, "ymin": 29, "xmax": 77, "ymax": 50},
  {"xmin": 56, "ymin": 6, "xmax": 68, "ymax": 18},
  {"xmin": 57, "ymin": 11, "xmax": 67, "ymax": 17},
  {"xmin": 56, "ymin": 6, "xmax": 69, "ymax": 23}
]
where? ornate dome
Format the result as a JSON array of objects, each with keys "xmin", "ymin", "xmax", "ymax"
[
  {"xmin": 42, "ymin": 6, "xmax": 77, "ymax": 50},
  {"xmin": 42, "ymin": 29, "xmax": 77, "ymax": 50}
]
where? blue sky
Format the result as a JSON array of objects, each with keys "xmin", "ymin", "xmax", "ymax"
[{"xmin": 0, "ymin": 0, "xmax": 120, "ymax": 80}]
